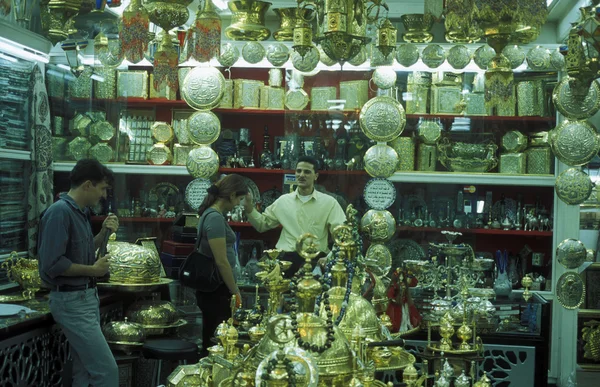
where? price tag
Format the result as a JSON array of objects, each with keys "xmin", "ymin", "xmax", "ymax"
[
  {"xmin": 364, "ymin": 178, "xmax": 396, "ymax": 210},
  {"xmin": 185, "ymin": 178, "xmax": 212, "ymax": 211}
]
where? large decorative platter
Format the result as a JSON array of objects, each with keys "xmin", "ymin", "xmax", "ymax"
[
  {"xmin": 360, "ymin": 209, "xmax": 396, "ymax": 242},
  {"xmin": 186, "ymin": 146, "xmax": 219, "ymax": 179},
  {"xmin": 188, "ymin": 111, "xmax": 221, "ymax": 145},
  {"xmin": 364, "ymin": 144, "xmax": 399, "ymax": 178},
  {"xmin": 447, "ymin": 45, "xmax": 471, "ymax": 70},
  {"xmin": 556, "ymin": 272, "xmax": 585, "ymax": 310},
  {"xmin": 555, "ymin": 168, "xmax": 593, "ymax": 205},
  {"xmin": 553, "ymin": 77, "xmax": 600, "ymax": 120},
  {"xmin": 185, "ymin": 178, "xmax": 212, "ymax": 211},
  {"xmin": 396, "ymin": 43, "xmax": 420, "ymax": 67},
  {"xmin": 364, "ymin": 243, "xmax": 392, "ymax": 277},
  {"xmin": 550, "ymin": 120, "xmax": 600, "ymax": 167},
  {"xmin": 359, "ymin": 97, "xmax": 406, "ymax": 142},
  {"xmin": 556, "ymin": 238, "xmax": 587, "ymax": 269},
  {"xmin": 364, "ymin": 178, "xmax": 396, "ymax": 210},
  {"xmin": 181, "ymin": 67, "xmax": 225, "ymax": 111},
  {"xmin": 242, "ymin": 42, "xmax": 266, "ymax": 64},
  {"xmin": 241, "ymin": 176, "xmax": 261, "ymax": 205}
]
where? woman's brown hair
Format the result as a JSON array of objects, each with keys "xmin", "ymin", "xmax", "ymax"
[{"xmin": 198, "ymin": 174, "xmax": 249, "ymax": 215}]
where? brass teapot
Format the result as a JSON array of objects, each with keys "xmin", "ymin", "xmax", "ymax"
[{"xmin": 1, "ymin": 252, "xmax": 41, "ymax": 298}]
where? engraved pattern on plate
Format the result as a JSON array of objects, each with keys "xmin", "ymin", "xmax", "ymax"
[
  {"xmin": 526, "ymin": 46, "xmax": 550, "ymax": 70},
  {"xmin": 291, "ymin": 46, "xmax": 320, "ymax": 72},
  {"xmin": 185, "ymin": 178, "xmax": 212, "ymax": 211},
  {"xmin": 502, "ymin": 45, "xmax": 525, "ymax": 69},
  {"xmin": 360, "ymin": 209, "xmax": 397, "ymax": 242},
  {"xmin": 90, "ymin": 121, "xmax": 116, "ymax": 142},
  {"xmin": 218, "ymin": 43, "xmax": 240, "ymax": 67},
  {"xmin": 556, "ymin": 272, "xmax": 585, "ymax": 310},
  {"xmin": 241, "ymin": 176, "xmax": 261, "ymax": 205},
  {"xmin": 474, "ymin": 45, "xmax": 495, "ymax": 69},
  {"xmin": 372, "ymin": 68, "xmax": 397, "ymax": 89},
  {"xmin": 553, "ymin": 77, "xmax": 600, "ymax": 120},
  {"xmin": 151, "ymin": 122, "xmax": 174, "ymax": 143},
  {"xmin": 555, "ymin": 168, "xmax": 593, "ymax": 205},
  {"xmin": 550, "ymin": 49, "xmax": 566, "ymax": 70},
  {"xmin": 359, "ymin": 96, "xmax": 406, "ymax": 142},
  {"xmin": 187, "ymin": 111, "xmax": 221, "ymax": 145},
  {"xmin": 422, "ymin": 44, "xmax": 446, "ymax": 68},
  {"xmin": 364, "ymin": 243, "xmax": 392, "ymax": 276},
  {"xmin": 266, "ymin": 43, "xmax": 290, "ymax": 67},
  {"xmin": 242, "ymin": 42, "xmax": 266, "ymax": 64},
  {"xmin": 285, "ymin": 89, "xmax": 310, "ymax": 110},
  {"xmin": 364, "ymin": 144, "xmax": 399, "ymax": 178},
  {"xmin": 551, "ymin": 120, "xmax": 600, "ymax": 166},
  {"xmin": 186, "ymin": 146, "xmax": 219, "ymax": 179},
  {"xmin": 556, "ymin": 238, "xmax": 587, "ymax": 269},
  {"xmin": 447, "ymin": 45, "xmax": 471, "ymax": 70},
  {"xmin": 181, "ymin": 67, "xmax": 225, "ymax": 111},
  {"xmin": 364, "ymin": 178, "xmax": 396, "ymax": 210},
  {"xmin": 396, "ymin": 43, "xmax": 419, "ymax": 67}
]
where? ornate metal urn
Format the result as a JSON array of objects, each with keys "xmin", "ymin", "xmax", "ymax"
[{"xmin": 225, "ymin": 0, "xmax": 272, "ymax": 41}]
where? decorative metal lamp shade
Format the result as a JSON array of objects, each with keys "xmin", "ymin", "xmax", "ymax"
[
  {"xmin": 376, "ymin": 18, "xmax": 397, "ymax": 59},
  {"xmin": 444, "ymin": 0, "xmax": 482, "ymax": 43},
  {"xmin": 186, "ymin": 0, "xmax": 221, "ymax": 62},
  {"xmin": 120, "ymin": 0, "xmax": 149, "ymax": 64},
  {"xmin": 567, "ymin": 6, "xmax": 600, "ymax": 97}
]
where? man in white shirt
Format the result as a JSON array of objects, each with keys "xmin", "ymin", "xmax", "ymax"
[{"xmin": 243, "ymin": 156, "xmax": 347, "ymax": 276}]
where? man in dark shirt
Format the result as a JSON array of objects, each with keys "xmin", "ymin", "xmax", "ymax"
[{"xmin": 38, "ymin": 159, "xmax": 119, "ymax": 387}]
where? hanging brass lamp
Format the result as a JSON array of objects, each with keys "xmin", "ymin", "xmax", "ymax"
[
  {"xmin": 120, "ymin": 0, "xmax": 149, "ymax": 64},
  {"xmin": 186, "ymin": 0, "xmax": 221, "ymax": 62},
  {"xmin": 292, "ymin": 18, "xmax": 313, "ymax": 58},
  {"xmin": 376, "ymin": 18, "xmax": 397, "ymax": 59}
]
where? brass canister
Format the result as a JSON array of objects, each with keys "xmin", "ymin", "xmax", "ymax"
[
  {"xmin": 389, "ymin": 136, "xmax": 415, "ymax": 171},
  {"xmin": 259, "ymin": 86, "xmax": 285, "ymax": 110},
  {"xmin": 233, "ymin": 79, "xmax": 263, "ymax": 109},
  {"xmin": 93, "ymin": 68, "xmax": 116, "ymax": 99},
  {"xmin": 517, "ymin": 81, "xmax": 543, "ymax": 116},
  {"xmin": 527, "ymin": 147, "xmax": 553, "ymax": 175},
  {"xmin": 417, "ymin": 143, "xmax": 437, "ymax": 171},
  {"xmin": 218, "ymin": 79, "xmax": 234, "ymax": 109},
  {"xmin": 500, "ymin": 153, "xmax": 527, "ymax": 174}
]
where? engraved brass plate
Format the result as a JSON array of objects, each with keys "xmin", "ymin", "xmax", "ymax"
[
  {"xmin": 365, "ymin": 243, "xmax": 392, "ymax": 276},
  {"xmin": 372, "ymin": 67, "xmax": 397, "ymax": 89},
  {"xmin": 422, "ymin": 44, "xmax": 445, "ymax": 68},
  {"xmin": 266, "ymin": 43, "xmax": 289, "ymax": 66},
  {"xmin": 185, "ymin": 178, "xmax": 211, "ymax": 211},
  {"xmin": 242, "ymin": 41, "xmax": 265, "ymax": 64},
  {"xmin": 501, "ymin": 130, "xmax": 527, "ymax": 153},
  {"xmin": 186, "ymin": 146, "xmax": 219, "ymax": 178},
  {"xmin": 151, "ymin": 121, "xmax": 174, "ymax": 143},
  {"xmin": 89, "ymin": 120, "xmax": 115, "ymax": 142},
  {"xmin": 526, "ymin": 46, "xmax": 550, "ymax": 70},
  {"xmin": 291, "ymin": 45, "xmax": 320, "ymax": 73},
  {"xmin": 218, "ymin": 43, "xmax": 240, "ymax": 68},
  {"xmin": 550, "ymin": 120, "xmax": 600, "ymax": 166},
  {"xmin": 396, "ymin": 43, "xmax": 419, "ymax": 67},
  {"xmin": 181, "ymin": 67, "xmax": 225, "ymax": 111},
  {"xmin": 359, "ymin": 96, "xmax": 406, "ymax": 142},
  {"xmin": 360, "ymin": 209, "xmax": 396, "ymax": 242},
  {"xmin": 473, "ymin": 45, "xmax": 495, "ymax": 69},
  {"xmin": 555, "ymin": 168, "xmax": 593, "ymax": 205},
  {"xmin": 556, "ymin": 238, "xmax": 587, "ymax": 269},
  {"xmin": 447, "ymin": 45, "xmax": 471, "ymax": 70},
  {"xmin": 553, "ymin": 77, "xmax": 600, "ymax": 120},
  {"xmin": 502, "ymin": 45, "xmax": 525, "ymax": 69},
  {"xmin": 285, "ymin": 89, "xmax": 309, "ymax": 110},
  {"xmin": 188, "ymin": 111, "xmax": 221, "ymax": 145},
  {"xmin": 147, "ymin": 144, "xmax": 173, "ymax": 165},
  {"xmin": 556, "ymin": 272, "xmax": 585, "ymax": 310},
  {"xmin": 364, "ymin": 144, "xmax": 399, "ymax": 178},
  {"xmin": 418, "ymin": 120, "xmax": 442, "ymax": 145}
]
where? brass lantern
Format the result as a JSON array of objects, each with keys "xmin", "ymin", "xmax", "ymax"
[
  {"xmin": 376, "ymin": 18, "xmax": 397, "ymax": 59},
  {"xmin": 293, "ymin": 19, "xmax": 313, "ymax": 58}
]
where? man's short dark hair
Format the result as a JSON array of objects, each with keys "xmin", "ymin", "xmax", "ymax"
[
  {"xmin": 297, "ymin": 155, "xmax": 319, "ymax": 173},
  {"xmin": 69, "ymin": 159, "xmax": 114, "ymax": 188}
]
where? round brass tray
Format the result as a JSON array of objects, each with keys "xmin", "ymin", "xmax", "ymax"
[
  {"xmin": 218, "ymin": 43, "xmax": 240, "ymax": 68},
  {"xmin": 556, "ymin": 238, "xmax": 587, "ymax": 269},
  {"xmin": 502, "ymin": 45, "xmax": 525, "ymax": 69},
  {"xmin": 364, "ymin": 144, "xmax": 398, "ymax": 178},
  {"xmin": 372, "ymin": 67, "xmax": 397, "ymax": 89},
  {"xmin": 151, "ymin": 122, "xmax": 174, "ymax": 144},
  {"xmin": 98, "ymin": 278, "xmax": 173, "ymax": 292},
  {"xmin": 555, "ymin": 168, "xmax": 593, "ymax": 205},
  {"xmin": 186, "ymin": 146, "xmax": 220, "ymax": 179},
  {"xmin": 550, "ymin": 120, "xmax": 600, "ymax": 167},
  {"xmin": 242, "ymin": 42, "xmax": 266, "ymax": 64},
  {"xmin": 553, "ymin": 77, "xmax": 600, "ymax": 120},
  {"xmin": 185, "ymin": 178, "xmax": 211, "ymax": 211},
  {"xmin": 364, "ymin": 243, "xmax": 392, "ymax": 277},
  {"xmin": 319, "ymin": 46, "xmax": 337, "ymax": 66},
  {"xmin": 422, "ymin": 44, "xmax": 445, "ymax": 68},
  {"xmin": 188, "ymin": 111, "xmax": 221, "ymax": 145},
  {"xmin": 396, "ymin": 43, "xmax": 419, "ymax": 67},
  {"xmin": 474, "ymin": 45, "xmax": 495, "ymax": 69},
  {"xmin": 360, "ymin": 97, "xmax": 406, "ymax": 142},
  {"xmin": 526, "ymin": 46, "xmax": 550, "ymax": 70},
  {"xmin": 291, "ymin": 45, "xmax": 320, "ymax": 73},
  {"xmin": 181, "ymin": 67, "xmax": 225, "ymax": 111},
  {"xmin": 447, "ymin": 45, "xmax": 471, "ymax": 70},
  {"xmin": 556, "ymin": 272, "xmax": 585, "ymax": 310},
  {"xmin": 266, "ymin": 43, "xmax": 289, "ymax": 67}
]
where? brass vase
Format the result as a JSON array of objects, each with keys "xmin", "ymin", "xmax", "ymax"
[
  {"xmin": 186, "ymin": 0, "xmax": 221, "ymax": 62},
  {"xmin": 225, "ymin": 0, "xmax": 272, "ymax": 41}
]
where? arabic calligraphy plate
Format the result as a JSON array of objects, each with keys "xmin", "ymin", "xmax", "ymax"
[
  {"xmin": 186, "ymin": 146, "xmax": 219, "ymax": 179},
  {"xmin": 556, "ymin": 238, "xmax": 587, "ymax": 269},
  {"xmin": 188, "ymin": 111, "xmax": 221, "ymax": 145},
  {"xmin": 555, "ymin": 168, "xmax": 593, "ymax": 205},
  {"xmin": 550, "ymin": 120, "xmax": 600, "ymax": 166},
  {"xmin": 360, "ymin": 96, "xmax": 406, "ymax": 142},
  {"xmin": 181, "ymin": 67, "xmax": 225, "ymax": 111},
  {"xmin": 365, "ymin": 243, "xmax": 392, "ymax": 277},
  {"xmin": 553, "ymin": 77, "xmax": 600, "ymax": 120},
  {"xmin": 556, "ymin": 272, "xmax": 585, "ymax": 310},
  {"xmin": 185, "ymin": 178, "xmax": 211, "ymax": 211}
]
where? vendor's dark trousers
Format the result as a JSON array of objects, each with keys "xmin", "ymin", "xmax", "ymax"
[
  {"xmin": 197, "ymin": 283, "xmax": 231, "ymax": 356},
  {"xmin": 49, "ymin": 288, "xmax": 118, "ymax": 387},
  {"xmin": 282, "ymin": 251, "xmax": 327, "ymax": 279}
]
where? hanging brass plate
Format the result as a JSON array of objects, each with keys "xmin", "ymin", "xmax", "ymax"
[
  {"xmin": 359, "ymin": 96, "xmax": 406, "ymax": 142},
  {"xmin": 181, "ymin": 67, "xmax": 225, "ymax": 111},
  {"xmin": 187, "ymin": 111, "xmax": 221, "ymax": 145},
  {"xmin": 550, "ymin": 120, "xmax": 600, "ymax": 166},
  {"xmin": 186, "ymin": 146, "xmax": 219, "ymax": 178},
  {"xmin": 555, "ymin": 168, "xmax": 593, "ymax": 205},
  {"xmin": 556, "ymin": 272, "xmax": 585, "ymax": 310},
  {"xmin": 553, "ymin": 77, "xmax": 600, "ymax": 120}
]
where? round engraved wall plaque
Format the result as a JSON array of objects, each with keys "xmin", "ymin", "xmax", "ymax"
[
  {"xmin": 188, "ymin": 111, "xmax": 221, "ymax": 145},
  {"xmin": 550, "ymin": 120, "xmax": 600, "ymax": 167},
  {"xmin": 556, "ymin": 272, "xmax": 585, "ymax": 310},
  {"xmin": 185, "ymin": 178, "xmax": 212, "ymax": 211},
  {"xmin": 553, "ymin": 77, "xmax": 600, "ymax": 120},
  {"xmin": 360, "ymin": 96, "xmax": 406, "ymax": 142},
  {"xmin": 181, "ymin": 67, "xmax": 225, "ymax": 111},
  {"xmin": 364, "ymin": 178, "xmax": 396, "ymax": 210},
  {"xmin": 186, "ymin": 146, "xmax": 219, "ymax": 179},
  {"xmin": 364, "ymin": 144, "xmax": 399, "ymax": 178},
  {"xmin": 556, "ymin": 238, "xmax": 587, "ymax": 269},
  {"xmin": 555, "ymin": 168, "xmax": 593, "ymax": 205}
]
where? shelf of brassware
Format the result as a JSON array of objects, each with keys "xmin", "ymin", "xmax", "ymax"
[
  {"xmin": 58, "ymin": 97, "xmax": 557, "ymax": 122},
  {"xmin": 53, "ymin": 163, "xmax": 556, "ymax": 186},
  {"xmin": 397, "ymin": 226, "xmax": 552, "ymax": 237}
]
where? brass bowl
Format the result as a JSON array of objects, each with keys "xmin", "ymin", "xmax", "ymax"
[
  {"xmin": 107, "ymin": 240, "xmax": 161, "ymax": 284},
  {"xmin": 1, "ymin": 254, "xmax": 42, "ymax": 297},
  {"xmin": 401, "ymin": 14, "xmax": 434, "ymax": 43},
  {"xmin": 225, "ymin": 0, "xmax": 272, "ymax": 41},
  {"xmin": 144, "ymin": 0, "xmax": 192, "ymax": 31},
  {"xmin": 126, "ymin": 300, "xmax": 180, "ymax": 327},
  {"xmin": 102, "ymin": 317, "xmax": 146, "ymax": 353}
]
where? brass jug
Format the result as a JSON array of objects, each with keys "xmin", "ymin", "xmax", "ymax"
[{"xmin": 225, "ymin": 0, "xmax": 271, "ymax": 41}]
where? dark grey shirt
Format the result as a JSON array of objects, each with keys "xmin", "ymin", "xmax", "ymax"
[
  {"xmin": 38, "ymin": 193, "xmax": 95, "ymax": 287},
  {"xmin": 198, "ymin": 209, "xmax": 237, "ymax": 269}
]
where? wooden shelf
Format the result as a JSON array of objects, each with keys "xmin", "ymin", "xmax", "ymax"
[{"xmin": 397, "ymin": 226, "xmax": 553, "ymax": 237}]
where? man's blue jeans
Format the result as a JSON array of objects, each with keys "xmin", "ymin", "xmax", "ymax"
[{"xmin": 49, "ymin": 288, "xmax": 118, "ymax": 387}]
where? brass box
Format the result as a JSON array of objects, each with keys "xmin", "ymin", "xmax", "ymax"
[
  {"xmin": 389, "ymin": 136, "xmax": 415, "ymax": 171},
  {"xmin": 417, "ymin": 143, "xmax": 437, "ymax": 171},
  {"xmin": 259, "ymin": 86, "xmax": 285, "ymax": 110},
  {"xmin": 431, "ymin": 85, "xmax": 463, "ymax": 115},
  {"xmin": 311, "ymin": 87, "xmax": 337, "ymax": 110},
  {"xmin": 527, "ymin": 147, "xmax": 553, "ymax": 175},
  {"xmin": 117, "ymin": 71, "xmax": 149, "ymax": 99},
  {"xmin": 218, "ymin": 79, "xmax": 234, "ymax": 109},
  {"xmin": 340, "ymin": 80, "xmax": 368, "ymax": 110},
  {"xmin": 466, "ymin": 93, "xmax": 489, "ymax": 116},
  {"xmin": 517, "ymin": 81, "xmax": 543, "ymax": 117},
  {"xmin": 500, "ymin": 152, "xmax": 527, "ymax": 174},
  {"xmin": 234, "ymin": 79, "xmax": 263, "ymax": 109},
  {"xmin": 150, "ymin": 74, "xmax": 177, "ymax": 100},
  {"xmin": 174, "ymin": 144, "xmax": 193, "ymax": 166},
  {"xmin": 94, "ymin": 68, "xmax": 116, "ymax": 99},
  {"xmin": 405, "ymin": 83, "xmax": 429, "ymax": 114}
]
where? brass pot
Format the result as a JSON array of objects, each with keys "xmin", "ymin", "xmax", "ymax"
[
  {"xmin": 107, "ymin": 239, "xmax": 161, "ymax": 284},
  {"xmin": 401, "ymin": 14, "xmax": 434, "ymax": 43},
  {"xmin": 126, "ymin": 300, "xmax": 180, "ymax": 327},
  {"xmin": 102, "ymin": 317, "xmax": 146, "ymax": 349},
  {"xmin": 273, "ymin": 7, "xmax": 312, "ymax": 41},
  {"xmin": 225, "ymin": 0, "xmax": 271, "ymax": 41},
  {"xmin": 144, "ymin": 0, "xmax": 192, "ymax": 31},
  {"xmin": 1, "ymin": 254, "xmax": 41, "ymax": 297}
]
